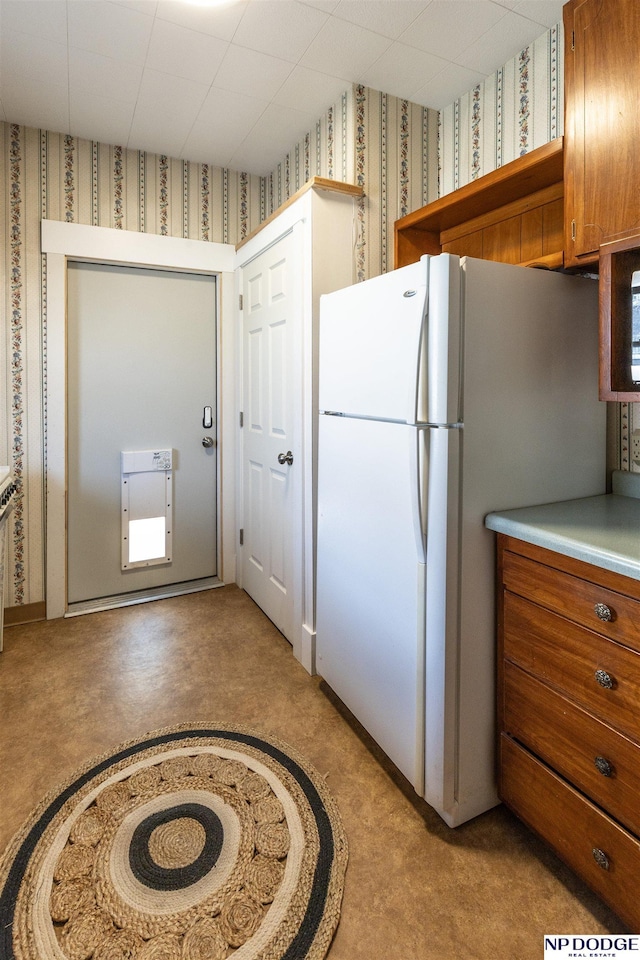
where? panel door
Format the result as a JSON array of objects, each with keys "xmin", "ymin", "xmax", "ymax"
[
  {"xmin": 67, "ymin": 262, "xmax": 217, "ymax": 606},
  {"xmin": 241, "ymin": 230, "xmax": 299, "ymax": 644}
]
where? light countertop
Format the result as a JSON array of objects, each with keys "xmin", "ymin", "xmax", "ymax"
[{"xmin": 485, "ymin": 470, "xmax": 640, "ymax": 582}]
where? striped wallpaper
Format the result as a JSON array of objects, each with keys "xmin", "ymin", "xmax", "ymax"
[
  {"xmin": 0, "ymin": 83, "xmax": 441, "ymax": 609},
  {"xmin": 2, "ymin": 19, "xmax": 628, "ymax": 612},
  {"xmin": 1, "ymin": 125, "xmax": 265, "ymax": 609},
  {"xmin": 35, "ymin": 132, "xmax": 265, "ymax": 242},
  {"xmin": 439, "ymin": 23, "xmax": 563, "ymax": 194},
  {"xmin": 263, "ymin": 86, "xmax": 439, "ymax": 280}
]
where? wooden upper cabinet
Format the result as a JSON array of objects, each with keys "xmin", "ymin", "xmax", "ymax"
[
  {"xmin": 394, "ymin": 139, "xmax": 564, "ymax": 270},
  {"xmin": 564, "ymin": 0, "xmax": 640, "ymax": 268}
]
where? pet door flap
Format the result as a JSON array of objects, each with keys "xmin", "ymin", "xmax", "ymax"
[{"xmin": 121, "ymin": 450, "xmax": 173, "ymax": 569}]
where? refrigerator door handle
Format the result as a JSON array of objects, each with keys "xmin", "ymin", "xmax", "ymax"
[
  {"xmin": 414, "ymin": 298, "xmax": 428, "ymax": 425},
  {"xmin": 411, "ymin": 426, "xmax": 428, "ymax": 565},
  {"xmin": 409, "ymin": 269, "xmax": 429, "ymax": 425}
]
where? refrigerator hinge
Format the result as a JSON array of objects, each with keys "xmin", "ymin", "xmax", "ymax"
[
  {"xmin": 239, "ymin": 528, "xmax": 244, "ymax": 546},
  {"xmin": 238, "ymin": 293, "xmax": 243, "ymax": 310},
  {"xmin": 239, "ymin": 411, "xmax": 244, "ymax": 428}
]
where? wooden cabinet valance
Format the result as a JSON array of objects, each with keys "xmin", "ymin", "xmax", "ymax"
[{"xmin": 394, "ymin": 138, "xmax": 564, "ymax": 270}]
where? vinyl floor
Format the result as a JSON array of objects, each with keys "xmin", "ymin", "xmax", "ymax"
[{"xmin": 0, "ymin": 585, "xmax": 625, "ymax": 958}]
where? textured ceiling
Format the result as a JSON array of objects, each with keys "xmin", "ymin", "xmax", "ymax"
[{"xmin": 0, "ymin": 0, "xmax": 564, "ymax": 175}]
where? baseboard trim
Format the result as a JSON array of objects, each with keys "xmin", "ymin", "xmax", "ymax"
[
  {"xmin": 4, "ymin": 601, "xmax": 47, "ymax": 626},
  {"xmin": 297, "ymin": 623, "xmax": 316, "ymax": 676}
]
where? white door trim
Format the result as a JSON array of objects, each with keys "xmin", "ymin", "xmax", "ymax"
[{"xmin": 41, "ymin": 219, "xmax": 236, "ymax": 620}]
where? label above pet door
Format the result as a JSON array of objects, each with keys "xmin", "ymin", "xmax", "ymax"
[{"xmin": 121, "ymin": 450, "xmax": 173, "ymax": 569}]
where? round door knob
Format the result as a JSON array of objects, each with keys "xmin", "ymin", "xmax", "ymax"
[
  {"xmin": 277, "ymin": 450, "xmax": 293, "ymax": 465},
  {"xmin": 202, "ymin": 436, "xmax": 214, "ymax": 448}
]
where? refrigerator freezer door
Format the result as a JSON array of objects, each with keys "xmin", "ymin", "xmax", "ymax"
[
  {"xmin": 318, "ymin": 260, "xmax": 427, "ymax": 423},
  {"xmin": 316, "ymin": 415, "xmax": 426, "ymax": 791}
]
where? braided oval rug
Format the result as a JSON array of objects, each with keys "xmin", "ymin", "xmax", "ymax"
[{"xmin": 0, "ymin": 723, "xmax": 348, "ymax": 960}]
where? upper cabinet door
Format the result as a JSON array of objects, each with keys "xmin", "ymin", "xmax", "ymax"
[{"xmin": 564, "ymin": 0, "xmax": 640, "ymax": 267}]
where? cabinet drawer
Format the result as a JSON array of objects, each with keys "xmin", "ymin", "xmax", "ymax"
[
  {"xmin": 503, "ymin": 661, "xmax": 640, "ymax": 837},
  {"xmin": 500, "ymin": 735, "xmax": 640, "ymax": 931},
  {"xmin": 504, "ymin": 591, "xmax": 640, "ymax": 741},
  {"xmin": 503, "ymin": 550, "xmax": 640, "ymax": 652}
]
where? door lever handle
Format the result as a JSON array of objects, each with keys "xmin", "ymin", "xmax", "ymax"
[{"xmin": 277, "ymin": 450, "xmax": 293, "ymax": 465}]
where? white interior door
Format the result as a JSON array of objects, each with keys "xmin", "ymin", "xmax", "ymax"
[
  {"xmin": 67, "ymin": 262, "xmax": 217, "ymax": 608},
  {"xmin": 241, "ymin": 230, "xmax": 300, "ymax": 644}
]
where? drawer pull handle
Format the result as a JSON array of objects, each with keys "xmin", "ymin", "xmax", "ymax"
[
  {"xmin": 592, "ymin": 847, "xmax": 610, "ymax": 871},
  {"xmin": 594, "ymin": 602, "xmax": 614, "ymax": 622},
  {"xmin": 594, "ymin": 756, "xmax": 613, "ymax": 777},
  {"xmin": 594, "ymin": 669, "xmax": 615, "ymax": 689}
]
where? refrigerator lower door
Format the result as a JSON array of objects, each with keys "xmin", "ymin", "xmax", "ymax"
[{"xmin": 316, "ymin": 415, "xmax": 426, "ymax": 792}]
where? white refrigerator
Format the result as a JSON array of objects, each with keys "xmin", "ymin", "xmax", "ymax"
[{"xmin": 316, "ymin": 254, "xmax": 606, "ymax": 828}]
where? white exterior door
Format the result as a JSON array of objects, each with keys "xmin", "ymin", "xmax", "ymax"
[
  {"xmin": 67, "ymin": 261, "xmax": 218, "ymax": 608},
  {"xmin": 241, "ymin": 230, "xmax": 300, "ymax": 644}
]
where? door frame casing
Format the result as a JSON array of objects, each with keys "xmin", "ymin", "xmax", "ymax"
[{"xmin": 42, "ymin": 219, "xmax": 236, "ymax": 620}]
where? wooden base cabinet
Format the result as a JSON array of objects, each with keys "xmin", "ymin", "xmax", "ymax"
[{"xmin": 496, "ymin": 534, "xmax": 640, "ymax": 930}]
